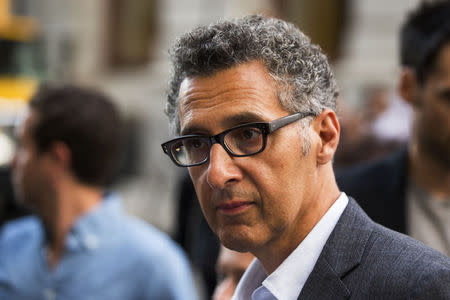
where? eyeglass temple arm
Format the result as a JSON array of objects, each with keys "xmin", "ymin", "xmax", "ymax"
[{"xmin": 268, "ymin": 111, "xmax": 315, "ymax": 132}]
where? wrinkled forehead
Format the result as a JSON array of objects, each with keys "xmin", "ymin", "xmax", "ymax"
[{"xmin": 176, "ymin": 61, "xmax": 284, "ymax": 134}]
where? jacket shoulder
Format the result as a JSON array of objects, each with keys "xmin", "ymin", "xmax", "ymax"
[{"xmin": 348, "ymin": 220, "xmax": 450, "ymax": 299}]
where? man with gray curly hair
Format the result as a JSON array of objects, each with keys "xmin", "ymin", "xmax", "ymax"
[{"xmin": 162, "ymin": 15, "xmax": 450, "ymax": 299}]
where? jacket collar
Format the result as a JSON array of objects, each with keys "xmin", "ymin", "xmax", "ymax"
[{"xmin": 298, "ymin": 198, "xmax": 373, "ymax": 299}]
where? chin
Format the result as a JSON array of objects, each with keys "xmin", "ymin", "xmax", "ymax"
[
  {"xmin": 220, "ymin": 238, "xmax": 251, "ymax": 253},
  {"xmin": 217, "ymin": 227, "xmax": 258, "ymax": 253}
]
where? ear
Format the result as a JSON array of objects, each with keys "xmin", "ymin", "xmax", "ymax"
[
  {"xmin": 398, "ymin": 67, "xmax": 419, "ymax": 106},
  {"xmin": 47, "ymin": 141, "xmax": 72, "ymax": 171},
  {"xmin": 313, "ymin": 109, "xmax": 340, "ymax": 165}
]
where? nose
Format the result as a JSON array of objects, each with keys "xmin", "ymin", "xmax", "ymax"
[{"xmin": 206, "ymin": 143, "xmax": 242, "ymax": 190}]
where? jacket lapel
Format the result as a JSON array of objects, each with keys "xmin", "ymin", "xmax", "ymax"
[
  {"xmin": 298, "ymin": 198, "xmax": 374, "ymax": 300},
  {"xmin": 298, "ymin": 258, "xmax": 350, "ymax": 299}
]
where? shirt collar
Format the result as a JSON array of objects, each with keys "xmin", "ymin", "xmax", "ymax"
[
  {"xmin": 64, "ymin": 192, "xmax": 122, "ymax": 252},
  {"xmin": 232, "ymin": 192, "xmax": 349, "ymax": 300},
  {"xmin": 232, "ymin": 259, "xmax": 266, "ymax": 300}
]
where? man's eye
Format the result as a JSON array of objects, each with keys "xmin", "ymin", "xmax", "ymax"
[
  {"xmin": 184, "ymin": 138, "xmax": 206, "ymax": 151},
  {"xmin": 240, "ymin": 129, "xmax": 260, "ymax": 140},
  {"xmin": 190, "ymin": 139, "xmax": 204, "ymax": 148},
  {"xmin": 243, "ymin": 130, "xmax": 255, "ymax": 139}
]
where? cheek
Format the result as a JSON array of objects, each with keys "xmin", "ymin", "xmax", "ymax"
[
  {"xmin": 253, "ymin": 151, "xmax": 310, "ymax": 199},
  {"xmin": 419, "ymin": 104, "xmax": 444, "ymax": 133},
  {"xmin": 433, "ymin": 103, "xmax": 450, "ymax": 128},
  {"xmin": 247, "ymin": 164, "xmax": 301, "ymax": 223},
  {"xmin": 252, "ymin": 149, "xmax": 315, "ymax": 222}
]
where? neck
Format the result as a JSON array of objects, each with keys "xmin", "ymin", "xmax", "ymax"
[
  {"xmin": 256, "ymin": 166, "xmax": 341, "ymax": 274},
  {"xmin": 409, "ymin": 140, "xmax": 450, "ymax": 199},
  {"xmin": 41, "ymin": 181, "xmax": 103, "ymax": 269}
]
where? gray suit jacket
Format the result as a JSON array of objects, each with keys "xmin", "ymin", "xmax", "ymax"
[{"xmin": 299, "ymin": 198, "xmax": 450, "ymax": 299}]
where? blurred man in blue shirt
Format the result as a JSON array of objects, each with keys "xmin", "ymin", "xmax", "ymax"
[{"xmin": 0, "ymin": 84, "xmax": 197, "ymax": 300}]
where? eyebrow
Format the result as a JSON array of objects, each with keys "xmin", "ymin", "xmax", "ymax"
[
  {"xmin": 223, "ymin": 111, "xmax": 266, "ymax": 126},
  {"xmin": 180, "ymin": 111, "xmax": 266, "ymax": 136}
]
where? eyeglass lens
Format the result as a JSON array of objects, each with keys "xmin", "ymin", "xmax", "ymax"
[
  {"xmin": 171, "ymin": 125, "xmax": 265, "ymax": 166},
  {"xmin": 224, "ymin": 126, "xmax": 263, "ymax": 155},
  {"xmin": 171, "ymin": 137, "xmax": 210, "ymax": 166}
]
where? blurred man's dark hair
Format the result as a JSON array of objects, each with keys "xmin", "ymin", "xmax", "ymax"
[
  {"xmin": 29, "ymin": 84, "xmax": 123, "ymax": 186},
  {"xmin": 400, "ymin": 0, "xmax": 450, "ymax": 83}
]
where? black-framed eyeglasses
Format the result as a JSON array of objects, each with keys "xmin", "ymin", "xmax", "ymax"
[{"xmin": 161, "ymin": 111, "xmax": 315, "ymax": 167}]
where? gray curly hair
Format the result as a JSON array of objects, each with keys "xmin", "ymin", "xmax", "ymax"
[{"xmin": 166, "ymin": 14, "xmax": 339, "ymax": 135}]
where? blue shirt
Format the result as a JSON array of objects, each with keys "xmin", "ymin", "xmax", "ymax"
[{"xmin": 0, "ymin": 193, "xmax": 198, "ymax": 300}]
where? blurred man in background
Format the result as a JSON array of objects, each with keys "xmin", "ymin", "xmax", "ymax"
[
  {"xmin": 213, "ymin": 246, "xmax": 254, "ymax": 300},
  {"xmin": 0, "ymin": 84, "xmax": 197, "ymax": 299},
  {"xmin": 337, "ymin": 0, "xmax": 450, "ymax": 256}
]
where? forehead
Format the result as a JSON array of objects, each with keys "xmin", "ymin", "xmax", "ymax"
[{"xmin": 178, "ymin": 61, "xmax": 289, "ymax": 134}]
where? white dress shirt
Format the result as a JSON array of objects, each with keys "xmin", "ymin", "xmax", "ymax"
[{"xmin": 232, "ymin": 193, "xmax": 349, "ymax": 300}]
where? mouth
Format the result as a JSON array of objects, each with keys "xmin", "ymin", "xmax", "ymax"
[{"xmin": 216, "ymin": 201, "xmax": 254, "ymax": 215}]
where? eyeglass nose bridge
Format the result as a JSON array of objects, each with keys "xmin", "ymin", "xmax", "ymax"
[
  {"xmin": 207, "ymin": 133, "xmax": 234, "ymax": 157},
  {"xmin": 209, "ymin": 134, "xmax": 222, "ymax": 145}
]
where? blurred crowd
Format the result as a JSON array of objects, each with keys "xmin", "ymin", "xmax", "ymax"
[{"xmin": 335, "ymin": 85, "xmax": 412, "ymax": 168}]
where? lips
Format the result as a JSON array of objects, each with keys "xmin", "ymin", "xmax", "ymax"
[{"xmin": 216, "ymin": 201, "xmax": 253, "ymax": 215}]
